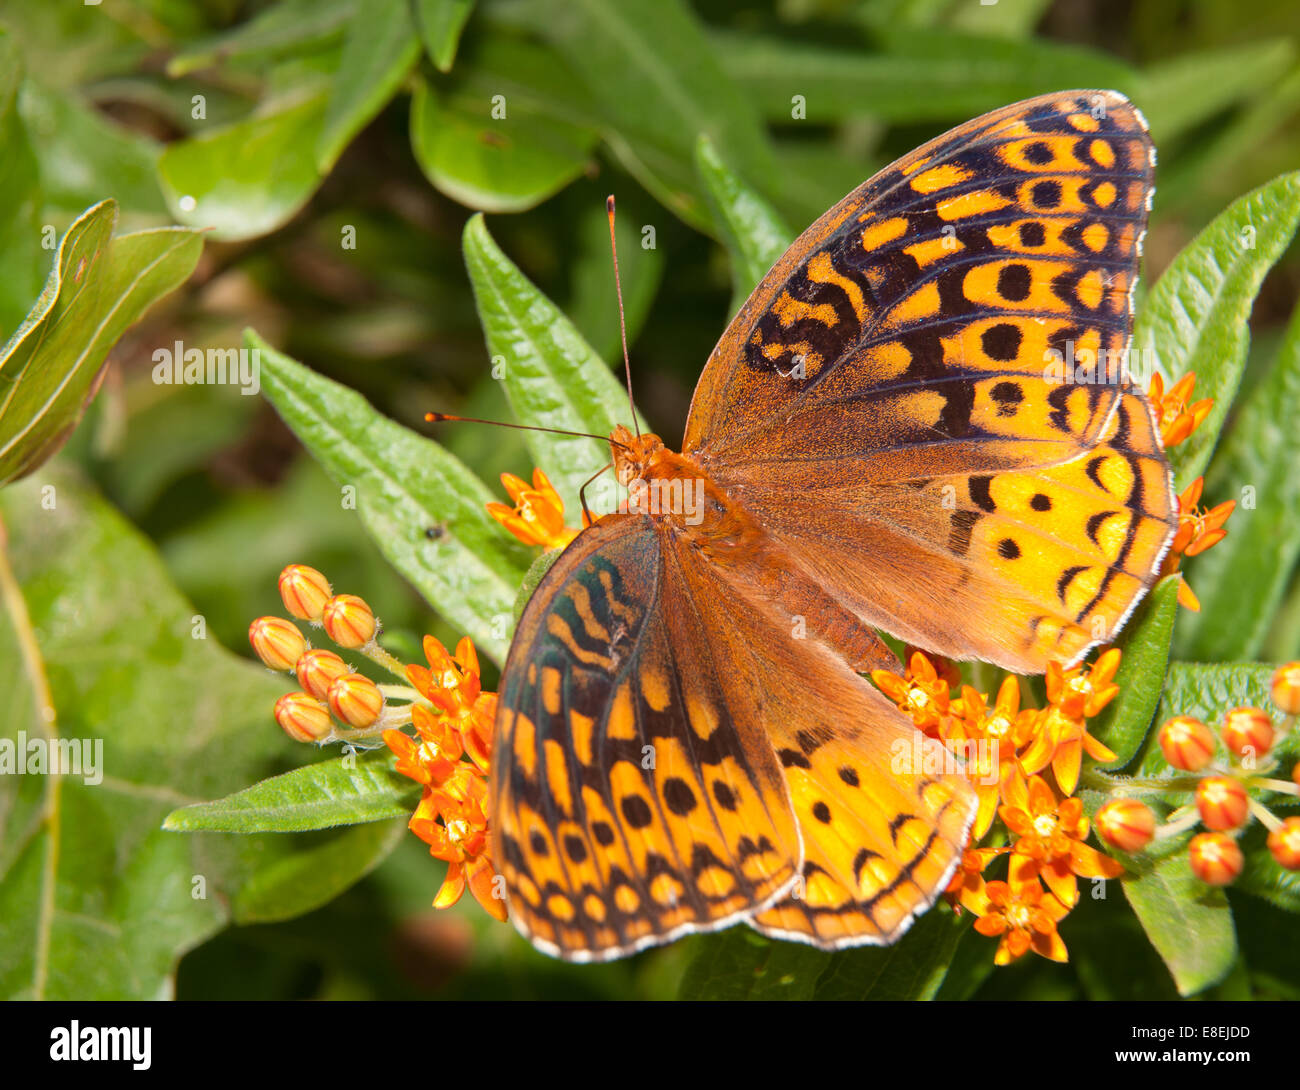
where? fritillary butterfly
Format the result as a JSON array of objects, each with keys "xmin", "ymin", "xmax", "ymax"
[{"xmin": 490, "ymin": 91, "xmax": 1176, "ymax": 960}]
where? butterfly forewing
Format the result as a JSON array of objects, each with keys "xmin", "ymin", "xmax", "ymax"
[{"xmin": 684, "ymin": 90, "xmax": 1173, "ymax": 672}]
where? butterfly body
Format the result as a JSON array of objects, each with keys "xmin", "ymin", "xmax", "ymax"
[{"xmin": 491, "ymin": 91, "xmax": 1176, "ymax": 961}]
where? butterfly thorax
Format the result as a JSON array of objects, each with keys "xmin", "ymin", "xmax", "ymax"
[{"xmin": 609, "ymin": 424, "xmax": 764, "ymax": 562}]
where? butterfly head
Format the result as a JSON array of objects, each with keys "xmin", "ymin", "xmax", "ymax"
[{"xmin": 610, "ymin": 424, "xmax": 665, "ymax": 486}]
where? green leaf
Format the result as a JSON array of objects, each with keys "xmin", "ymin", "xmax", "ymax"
[
  {"xmin": 1233, "ymin": 824, "xmax": 1300, "ymax": 916},
  {"xmin": 947, "ymin": 0, "xmax": 1054, "ymax": 38},
  {"xmin": 158, "ymin": 90, "xmax": 330, "ymax": 241},
  {"xmin": 461, "ymin": 214, "xmax": 644, "ymax": 514},
  {"xmin": 17, "ymin": 82, "xmax": 165, "ymax": 217},
  {"xmin": 315, "ymin": 0, "xmax": 421, "ymax": 171},
  {"xmin": 164, "ymin": 750, "xmax": 419, "ymax": 834},
  {"xmin": 410, "ymin": 78, "xmax": 597, "ymax": 213},
  {"xmin": 694, "ymin": 134, "xmax": 793, "ymax": 311},
  {"xmin": 678, "ymin": 929, "xmax": 829, "ymax": 999},
  {"xmin": 716, "ymin": 28, "xmax": 1137, "ymax": 125},
  {"xmin": 0, "ymin": 468, "xmax": 302, "ymax": 999},
  {"xmin": 1176, "ymin": 299, "xmax": 1300, "ymax": 660},
  {"xmin": 1090, "ymin": 576, "xmax": 1180, "ymax": 768},
  {"xmin": 166, "ymin": 0, "xmax": 357, "ymax": 77},
  {"xmin": 231, "ymin": 819, "xmax": 406, "ymax": 924},
  {"xmin": 0, "ymin": 32, "xmax": 44, "ymax": 338},
  {"xmin": 0, "ymin": 199, "xmax": 203, "ymax": 486},
  {"xmin": 679, "ymin": 908, "xmax": 968, "ymax": 999},
  {"xmin": 1122, "ymin": 850, "xmax": 1237, "ymax": 996},
  {"xmin": 414, "ymin": 0, "xmax": 477, "ymax": 72},
  {"xmin": 514, "ymin": 0, "xmax": 776, "ymax": 228},
  {"xmin": 1136, "ymin": 40, "xmax": 1295, "ymax": 143},
  {"xmin": 250, "ymin": 328, "xmax": 530, "ymax": 664},
  {"xmin": 1131, "ymin": 170, "xmax": 1300, "ymax": 489},
  {"xmin": 514, "ymin": 548, "xmax": 561, "ymax": 623},
  {"xmin": 809, "ymin": 908, "xmax": 970, "ymax": 999}
]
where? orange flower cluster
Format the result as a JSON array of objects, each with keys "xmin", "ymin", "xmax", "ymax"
[
  {"xmin": 249, "ymin": 564, "xmax": 508, "ymax": 923},
  {"xmin": 1094, "ymin": 663, "xmax": 1300, "ymax": 886},
  {"xmin": 385, "ymin": 636, "xmax": 506, "ymax": 921},
  {"xmin": 874, "ymin": 647, "xmax": 1126, "ymax": 964}
]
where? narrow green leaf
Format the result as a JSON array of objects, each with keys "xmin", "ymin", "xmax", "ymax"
[
  {"xmin": 1177, "ymin": 299, "xmax": 1300, "ymax": 659},
  {"xmin": 1132, "ymin": 171, "xmax": 1300, "ymax": 488},
  {"xmin": 462, "ymin": 214, "xmax": 644, "ymax": 514},
  {"xmin": 0, "ymin": 200, "xmax": 203, "ymax": 486},
  {"xmin": 166, "ymin": 0, "xmax": 357, "ymax": 77},
  {"xmin": 716, "ymin": 28, "xmax": 1138, "ymax": 125},
  {"xmin": 315, "ymin": 0, "xmax": 421, "ymax": 171},
  {"xmin": 414, "ymin": 0, "xmax": 477, "ymax": 72},
  {"xmin": 232, "ymin": 819, "xmax": 406, "ymax": 924},
  {"xmin": 1090, "ymin": 576, "xmax": 1180, "ymax": 768},
  {"xmin": 516, "ymin": 0, "xmax": 776, "ymax": 227},
  {"xmin": 0, "ymin": 31, "xmax": 44, "ymax": 338},
  {"xmin": 158, "ymin": 91, "xmax": 330, "ymax": 241},
  {"xmin": 164, "ymin": 750, "xmax": 419, "ymax": 834},
  {"xmin": 410, "ymin": 78, "xmax": 596, "ymax": 213},
  {"xmin": 250, "ymin": 329, "xmax": 530, "ymax": 664},
  {"xmin": 1136, "ymin": 39, "xmax": 1295, "ymax": 143},
  {"xmin": 1122, "ymin": 850, "xmax": 1237, "ymax": 996},
  {"xmin": 694, "ymin": 134, "xmax": 793, "ymax": 310}
]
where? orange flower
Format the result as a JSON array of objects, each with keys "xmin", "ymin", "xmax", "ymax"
[
  {"xmin": 384, "ymin": 705, "xmax": 464, "ymax": 787},
  {"xmin": 417, "ymin": 790, "xmax": 506, "ymax": 921},
  {"xmin": 1162, "ymin": 476, "xmax": 1235, "ymax": 611},
  {"xmin": 944, "ymin": 677, "xmax": 1033, "ymax": 838},
  {"xmin": 487, "ymin": 468, "xmax": 582, "ymax": 549},
  {"xmin": 1019, "ymin": 653, "xmax": 1121, "ymax": 795},
  {"xmin": 944, "ymin": 844, "xmax": 1006, "ymax": 915},
  {"xmin": 872, "ymin": 650, "xmax": 953, "ymax": 735},
  {"xmin": 973, "ymin": 860, "xmax": 1071, "ymax": 965},
  {"xmin": 999, "ymin": 772, "xmax": 1124, "ymax": 906},
  {"xmin": 1147, "ymin": 372, "xmax": 1213, "ymax": 449}
]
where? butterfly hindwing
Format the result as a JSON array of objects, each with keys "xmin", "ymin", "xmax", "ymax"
[{"xmin": 491, "ymin": 515, "xmax": 803, "ymax": 961}]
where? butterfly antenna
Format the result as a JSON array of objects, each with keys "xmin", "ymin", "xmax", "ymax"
[
  {"xmin": 606, "ymin": 195, "xmax": 640, "ymax": 438},
  {"xmin": 426, "ymin": 412, "xmax": 632, "ymax": 453}
]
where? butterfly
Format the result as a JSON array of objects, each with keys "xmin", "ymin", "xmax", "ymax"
[{"xmin": 489, "ymin": 91, "xmax": 1176, "ymax": 961}]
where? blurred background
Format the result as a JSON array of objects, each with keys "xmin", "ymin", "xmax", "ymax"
[{"xmin": 1, "ymin": 0, "xmax": 1297, "ymax": 999}]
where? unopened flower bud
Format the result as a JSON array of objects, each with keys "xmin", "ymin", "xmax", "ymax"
[
  {"xmin": 296, "ymin": 648, "xmax": 351, "ymax": 701},
  {"xmin": 1221, "ymin": 706, "xmax": 1274, "ymax": 760},
  {"xmin": 1095, "ymin": 798, "xmax": 1156, "ymax": 853},
  {"xmin": 1188, "ymin": 832, "xmax": 1243, "ymax": 886},
  {"xmin": 275, "ymin": 691, "xmax": 331, "ymax": 743},
  {"xmin": 322, "ymin": 593, "xmax": 376, "ymax": 648},
  {"xmin": 1271, "ymin": 662, "xmax": 1300, "ymax": 716},
  {"xmin": 248, "ymin": 616, "xmax": 308, "ymax": 672},
  {"xmin": 1159, "ymin": 715, "xmax": 1216, "ymax": 772},
  {"xmin": 327, "ymin": 673, "xmax": 384, "ymax": 728},
  {"xmin": 279, "ymin": 564, "xmax": 332, "ymax": 621},
  {"xmin": 1268, "ymin": 817, "xmax": 1300, "ymax": 870},
  {"xmin": 1195, "ymin": 776, "xmax": 1249, "ymax": 832}
]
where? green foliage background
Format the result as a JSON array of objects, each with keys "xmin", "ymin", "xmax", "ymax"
[{"xmin": 1, "ymin": 0, "xmax": 1298, "ymax": 1000}]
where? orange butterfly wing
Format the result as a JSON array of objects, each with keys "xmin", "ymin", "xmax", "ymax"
[
  {"xmin": 490, "ymin": 514, "xmax": 975, "ymax": 957},
  {"xmin": 684, "ymin": 90, "xmax": 1174, "ymax": 671}
]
